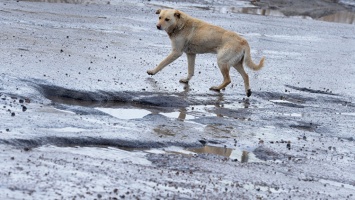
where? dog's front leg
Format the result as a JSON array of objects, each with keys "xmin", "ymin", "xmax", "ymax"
[
  {"xmin": 179, "ymin": 53, "xmax": 196, "ymax": 83},
  {"xmin": 147, "ymin": 51, "xmax": 183, "ymax": 75}
]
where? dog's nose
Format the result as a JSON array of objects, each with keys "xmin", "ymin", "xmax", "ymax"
[{"xmin": 156, "ymin": 25, "xmax": 161, "ymax": 30}]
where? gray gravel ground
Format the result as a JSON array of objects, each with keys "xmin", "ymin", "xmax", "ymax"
[{"xmin": 1, "ymin": 0, "xmax": 355, "ymax": 199}]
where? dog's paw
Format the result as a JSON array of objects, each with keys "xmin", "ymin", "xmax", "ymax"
[
  {"xmin": 147, "ymin": 70, "xmax": 155, "ymax": 75},
  {"xmin": 209, "ymin": 86, "xmax": 220, "ymax": 92},
  {"xmin": 179, "ymin": 78, "xmax": 189, "ymax": 84},
  {"xmin": 247, "ymin": 89, "xmax": 252, "ymax": 97}
]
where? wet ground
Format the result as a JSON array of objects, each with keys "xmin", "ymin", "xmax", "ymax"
[{"xmin": 1, "ymin": 0, "xmax": 355, "ymax": 199}]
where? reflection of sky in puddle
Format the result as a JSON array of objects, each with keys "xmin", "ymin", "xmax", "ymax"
[
  {"xmin": 269, "ymin": 99, "xmax": 292, "ymax": 104},
  {"xmin": 278, "ymin": 112, "xmax": 303, "ymax": 117},
  {"xmin": 94, "ymin": 103, "xmax": 258, "ymax": 122},
  {"xmin": 49, "ymin": 127, "xmax": 87, "ymax": 132},
  {"xmin": 95, "ymin": 105, "xmax": 218, "ymax": 121},
  {"xmin": 96, "ymin": 108, "xmax": 151, "ymax": 120}
]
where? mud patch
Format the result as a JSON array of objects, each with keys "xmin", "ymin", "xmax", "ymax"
[
  {"xmin": 255, "ymin": 91, "xmax": 314, "ymax": 103},
  {"xmin": 0, "ymin": 136, "xmax": 201, "ymax": 149},
  {"xmin": 252, "ymin": 146, "xmax": 286, "ymax": 161},
  {"xmin": 285, "ymin": 85, "xmax": 336, "ymax": 96},
  {"xmin": 270, "ymin": 100, "xmax": 305, "ymax": 108},
  {"xmin": 290, "ymin": 122, "xmax": 319, "ymax": 132},
  {"xmin": 36, "ymin": 84, "xmax": 190, "ymax": 108}
]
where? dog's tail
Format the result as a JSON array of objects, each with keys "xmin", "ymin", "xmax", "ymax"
[{"xmin": 243, "ymin": 45, "xmax": 265, "ymax": 71}]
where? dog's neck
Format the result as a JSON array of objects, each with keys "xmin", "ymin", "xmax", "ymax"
[{"xmin": 167, "ymin": 19, "xmax": 186, "ymax": 38}]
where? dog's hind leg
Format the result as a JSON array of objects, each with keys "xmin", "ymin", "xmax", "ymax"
[
  {"xmin": 210, "ymin": 61, "xmax": 231, "ymax": 91},
  {"xmin": 180, "ymin": 53, "xmax": 196, "ymax": 83},
  {"xmin": 233, "ymin": 60, "xmax": 251, "ymax": 97}
]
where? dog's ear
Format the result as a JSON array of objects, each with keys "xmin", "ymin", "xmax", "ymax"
[
  {"xmin": 156, "ymin": 9, "xmax": 161, "ymax": 14},
  {"xmin": 174, "ymin": 10, "xmax": 181, "ymax": 18}
]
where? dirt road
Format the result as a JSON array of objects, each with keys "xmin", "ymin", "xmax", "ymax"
[{"xmin": 1, "ymin": 0, "xmax": 355, "ymax": 199}]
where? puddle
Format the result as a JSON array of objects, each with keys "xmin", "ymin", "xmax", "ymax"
[
  {"xmin": 337, "ymin": 112, "xmax": 355, "ymax": 116},
  {"xmin": 225, "ymin": 6, "xmax": 355, "ymax": 24},
  {"xmin": 214, "ymin": 6, "xmax": 285, "ymax": 17},
  {"xmin": 96, "ymin": 108, "xmax": 151, "ymax": 120},
  {"xmin": 319, "ymin": 179, "xmax": 355, "ymax": 191},
  {"xmin": 243, "ymin": 183, "xmax": 287, "ymax": 193},
  {"xmin": 280, "ymin": 113, "xmax": 303, "ymax": 117},
  {"xmin": 318, "ymin": 11, "xmax": 355, "ymax": 24},
  {"xmin": 123, "ymin": 145, "xmax": 261, "ymax": 163},
  {"xmin": 187, "ymin": 145, "xmax": 262, "ymax": 163},
  {"xmin": 96, "ymin": 107, "xmax": 197, "ymax": 121},
  {"xmin": 49, "ymin": 127, "xmax": 87, "ymax": 132},
  {"xmin": 161, "ymin": 111, "xmax": 195, "ymax": 121}
]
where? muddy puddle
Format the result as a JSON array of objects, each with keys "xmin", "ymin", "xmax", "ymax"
[
  {"xmin": 100, "ymin": 145, "xmax": 263, "ymax": 163},
  {"xmin": 210, "ymin": 6, "xmax": 355, "ymax": 24},
  {"xmin": 36, "ymin": 83, "xmax": 252, "ymax": 121},
  {"xmin": 186, "ymin": 145, "xmax": 261, "ymax": 163}
]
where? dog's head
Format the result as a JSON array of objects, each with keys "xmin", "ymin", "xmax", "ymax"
[{"xmin": 155, "ymin": 9, "xmax": 181, "ymax": 32}]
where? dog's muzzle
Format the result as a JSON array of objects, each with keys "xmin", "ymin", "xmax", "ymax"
[{"xmin": 156, "ymin": 25, "xmax": 161, "ymax": 30}]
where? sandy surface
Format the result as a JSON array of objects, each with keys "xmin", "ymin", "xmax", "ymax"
[{"xmin": 1, "ymin": 0, "xmax": 355, "ymax": 199}]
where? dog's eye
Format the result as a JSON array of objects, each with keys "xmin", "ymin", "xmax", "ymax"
[
  {"xmin": 165, "ymin": 18, "xmax": 170, "ymax": 21},
  {"xmin": 159, "ymin": 17, "xmax": 161, "ymax": 19}
]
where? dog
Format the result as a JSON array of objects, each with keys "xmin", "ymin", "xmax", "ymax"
[{"xmin": 147, "ymin": 9, "xmax": 265, "ymax": 97}]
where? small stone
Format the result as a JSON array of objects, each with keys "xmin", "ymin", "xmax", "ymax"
[{"xmin": 287, "ymin": 142, "xmax": 291, "ymax": 150}]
